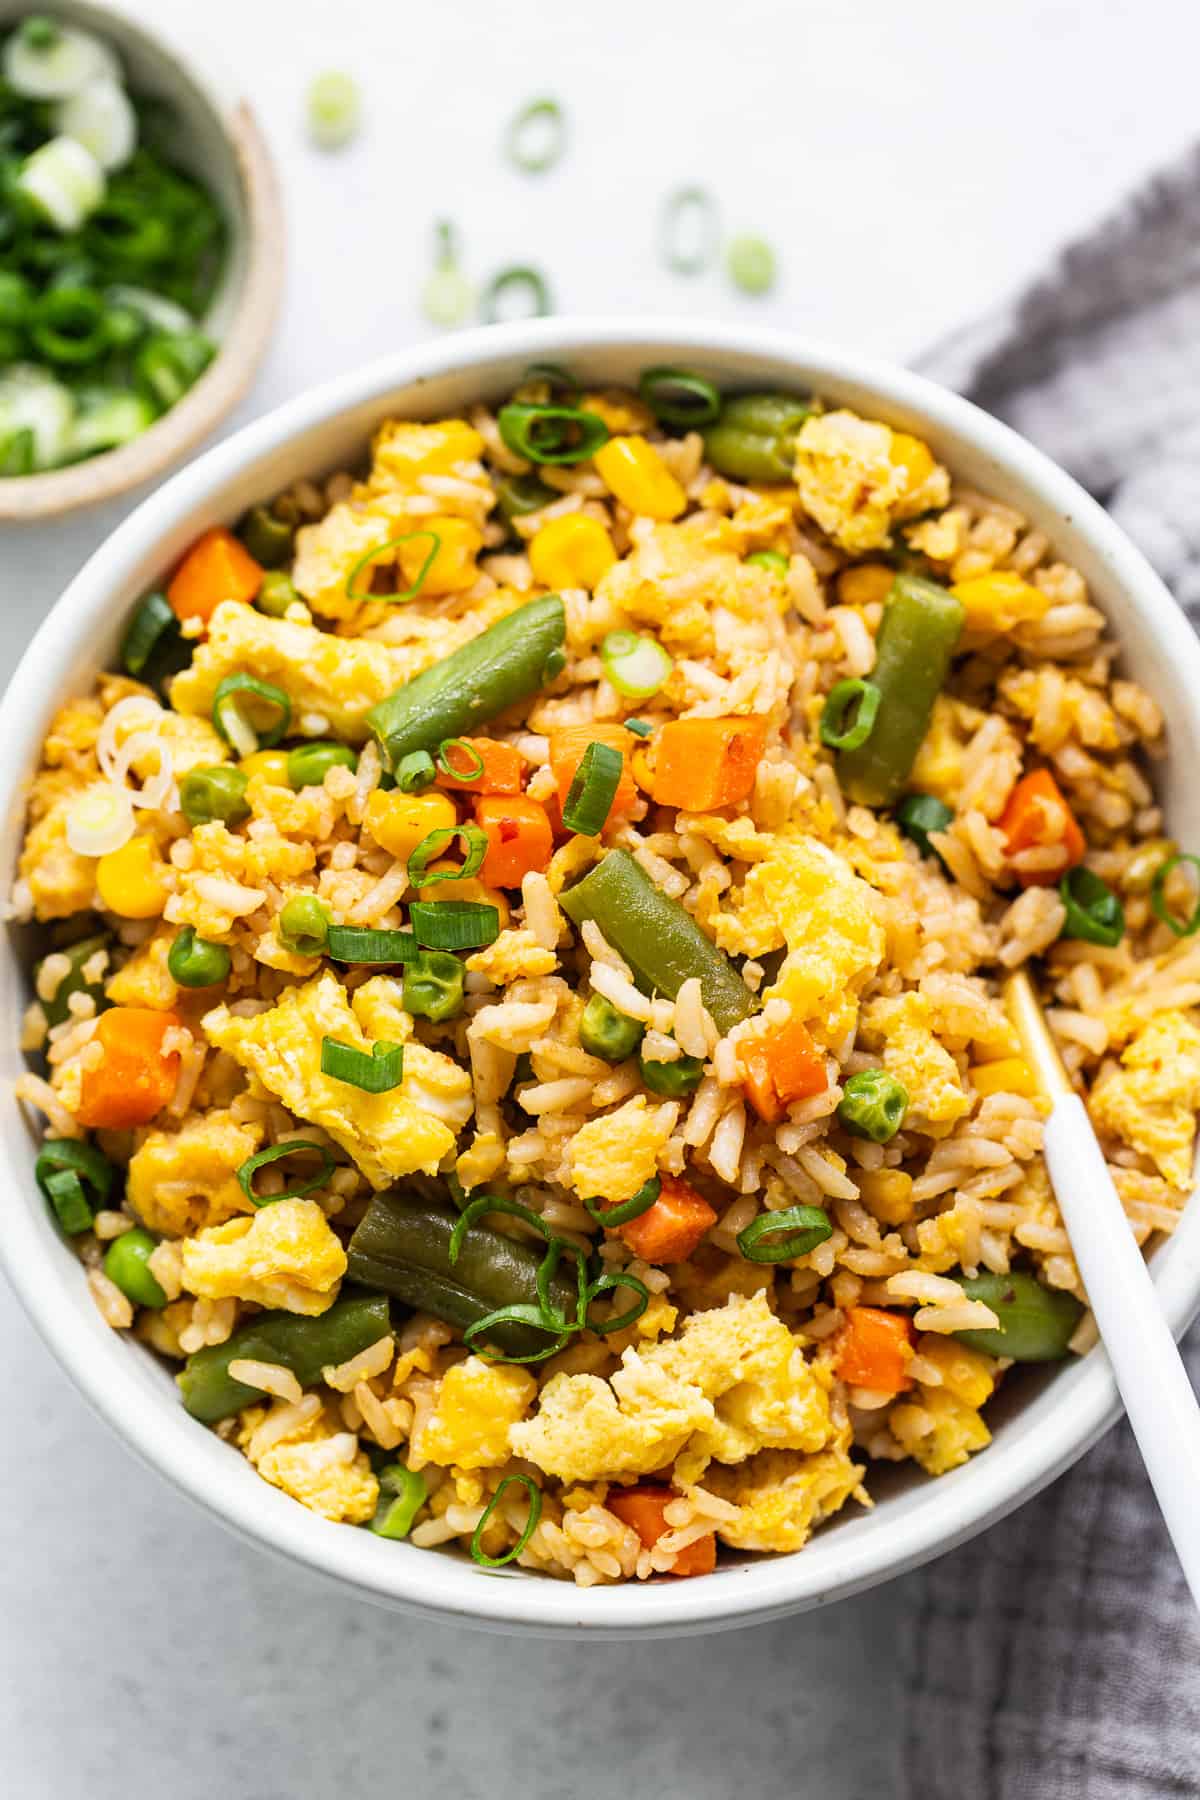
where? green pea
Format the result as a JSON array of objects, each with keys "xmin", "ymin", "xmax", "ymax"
[
  {"xmin": 257, "ymin": 570, "xmax": 300, "ymax": 617},
  {"xmin": 179, "ymin": 765, "xmax": 250, "ymax": 828},
  {"xmin": 167, "ymin": 927, "xmax": 231, "ymax": 989},
  {"xmin": 580, "ymin": 992, "xmax": 645, "ymax": 1063},
  {"xmin": 640, "ymin": 1049, "xmax": 705, "ymax": 1097},
  {"xmin": 837, "ymin": 1069, "xmax": 908, "ymax": 1143},
  {"xmin": 703, "ymin": 392, "xmax": 812, "ymax": 483},
  {"xmin": 287, "ymin": 742, "xmax": 358, "ymax": 790},
  {"xmin": 278, "ymin": 895, "xmax": 331, "ymax": 957},
  {"xmin": 238, "ymin": 504, "xmax": 295, "ymax": 568},
  {"xmin": 103, "ymin": 1228, "xmax": 168, "ymax": 1310},
  {"xmin": 952, "ymin": 1272, "xmax": 1084, "ymax": 1362},
  {"xmin": 745, "ymin": 549, "xmax": 788, "ymax": 575},
  {"xmin": 495, "ymin": 471, "xmax": 556, "ymax": 521},
  {"xmin": 402, "ymin": 949, "xmax": 464, "ymax": 1023}
]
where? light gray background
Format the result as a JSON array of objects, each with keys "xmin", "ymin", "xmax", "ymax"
[{"xmin": 4, "ymin": 2, "xmax": 1197, "ymax": 1795}]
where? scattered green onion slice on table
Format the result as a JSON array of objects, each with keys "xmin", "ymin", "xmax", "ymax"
[
  {"xmin": 637, "ymin": 365, "xmax": 722, "ymax": 427},
  {"xmin": 409, "ymin": 900, "xmax": 501, "ymax": 950},
  {"xmin": 35, "ymin": 1138, "xmax": 114, "ymax": 1235},
  {"xmin": 1058, "ymin": 866, "xmax": 1125, "ymax": 948},
  {"xmin": 277, "ymin": 895, "xmax": 331, "ymax": 957},
  {"xmin": 345, "ymin": 531, "xmax": 442, "ymax": 604},
  {"xmin": 326, "ymin": 925, "xmax": 419, "ymax": 965},
  {"xmin": 1150, "ymin": 853, "xmax": 1200, "ymax": 938},
  {"xmin": 481, "ymin": 266, "xmax": 553, "ymax": 324},
  {"xmin": 896, "ymin": 793, "xmax": 953, "ymax": 860},
  {"xmin": 736, "ymin": 1205, "xmax": 833, "ymax": 1264},
  {"xmin": 407, "ymin": 822, "xmax": 488, "ymax": 887},
  {"xmin": 623, "ymin": 718, "xmax": 653, "ymax": 739},
  {"xmin": 562, "ymin": 739, "xmax": 623, "ymax": 836},
  {"xmin": 838, "ymin": 1069, "xmax": 909, "ymax": 1143},
  {"xmin": 236, "ymin": 1140, "xmax": 336, "ymax": 1206},
  {"xmin": 421, "ymin": 219, "xmax": 473, "ymax": 327},
  {"xmin": 583, "ymin": 1269, "xmax": 651, "ymax": 1334},
  {"xmin": 435, "ymin": 737, "xmax": 484, "ymax": 783},
  {"xmin": 306, "ymin": 70, "xmax": 362, "ymax": 149},
  {"xmin": 660, "ymin": 185, "xmax": 719, "ymax": 275},
  {"xmin": 496, "ymin": 400, "xmax": 609, "ymax": 465},
  {"xmin": 211, "ymin": 674, "xmax": 291, "ymax": 755},
  {"xmin": 396, "ymin": 750, "xmax": 437, "ymax": 793},
  {"xmin": 470, "ymin": 1473, "xmax": 543, "ymax": 1567},
  {"xmin": 320, "ymin": 1037, "xmax": 404, "ymax": 1093},
  {"xmin": 119, "ymin": 591, "xmax": 177, "ymax": 678},
  {"xmin": 820, "ymin": 678, "xmax": 881, "ymax": 752},
  {"xmin": 583, "ymin": 1174, "xmax": 660, "ymax": 1229},
  {"xmin": 727, "ymin": 234, "xmax": 777, "ymax": 295},
  {"xmin": 506, "ymin": 97, "xmax": 565, "ymax": 173},
  {"xmin": 370, "ymin": 1465, "xmax": 427, "ymax": 1540},
  {"xmin": 167, "ymin": 926, "xmax": 231, "ymax": 989},
  {"xmin": 600, "ymin": 629, "xmax": 673, "ymax": 700}
]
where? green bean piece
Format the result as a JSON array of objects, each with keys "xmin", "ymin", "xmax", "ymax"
[
  {"xmin": 837, "ymin": 1069, "xmax": 908, "ymax": 1142},
  {"xmin": 178, "ymin": 765, "xmax": 250, "ymax": 828},
  {"xmin": 35, "ymin": 1137, "xmax": 114, "ymax": 1235},
  {"xmin": 640, "ymin": 1049, "xmax": 705, "ymax": 1097},
  {"xmin": 256, "ymin": 570, "xmax": 299, "ymax": 617},
  {"xmin": 560, "ymin": 849, "xmax": 755, "ymax": 1036},
  {"xmin": 402, "ymin": 948, "xmax": 465, "ymax": 1023},
  {"xmin": 702, "ymin": 392, "xmax": 812, "ymax": 483},
  {"xmin": 287, "ymin": 741, "xmax": 358, "ymax": 790},
  {"xmin": 167, "ymin": 926, "xmax": 231, "ymax": 989},
  {"xmin": 346, "ymin": 1194, "xmax": 577, "ymax": 1358},
  {"xmin": 495, "ymin": 471, "xmax": 557, "ymax": 521},
  {"xmin": 104, "ymin": 1229, "xmax": 168, "ymax": 1310},
  {"xmin": 119, "ymin": 591, "xmax": 179, "ymax": 679},
  {"xmin": 952, "ymin": 1272, "xmax": 1083, "ymax": 1362},
  {"xmin": 370, "ymin": 1465, "xmax": 427, "ymax": 1540},
  {"xmin": 579, "ymin": 992, "xmax": 645, "ymax": 1062},
  {"xmin": 277, "ymin": 895, "xmax": 331, "ymax": 957},
  {"xmin": 367, "ymin": 594, "xmax": 566, "ymax": 772},
  {"xmin": 35, "ymin": 931, "xmax": 110, "ymax": 1029},
  {"xmin": 835, "ymin": 575, "xmax": 965, "ymax": 807},
  {"xmin": 178, "ymin": 1294, "xmax": 393, "ymax": 1422},
  {"xmin": 238, "ymin": 504, "xmax": 295, "ymax": 568}
]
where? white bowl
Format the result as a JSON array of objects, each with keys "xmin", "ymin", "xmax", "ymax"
[{"xmin": 3, "ymin": 320, "xmax": 1199, "ymax": 1638}]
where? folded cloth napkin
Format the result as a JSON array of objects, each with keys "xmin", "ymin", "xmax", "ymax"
[{"xmin": 898, "ymin": 146, "xmax": 1200, "ymax": 1800}]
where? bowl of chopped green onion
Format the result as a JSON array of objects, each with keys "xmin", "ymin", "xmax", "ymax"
[{"xmin": 0, "ymin": 2, "xmax": 283, "ymax": 517}]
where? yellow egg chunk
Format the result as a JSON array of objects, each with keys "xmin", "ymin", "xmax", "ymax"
[
  {"xmin": 96, "ymin": 835, "xmax": 171, "ymax": 919},
  {"xmin": 859, "ymin": 991, "xmax": 970, "ymax": 1137},
  {"xmin": 127, "ymin": 1108, "xmax": 263, "ymax": 1237},
  {"xmin": 16, "ymin": 771, "xmax": 97, "ymax": 920},
  {"xmin": 890, "ymin": 1387, "xmax": 991, "ymax": 1476},
  {"xmin": 566, "ymin": 1094, "xmax": 677, "ymax": 1205},
  {"xmin": 952, "ymin": 570, "xmax": 1052, "ymax": 635},
  {"xmin": 705, "ymin": 1445, "xmax": 865, "ymax": 1553},
  {"xmin": 180, "ymin": 1197, "xmax": 346, "ymax": 1315},
  {"xmin": 410, "ymin": 1358, "xmax": 537, "ymax": 1470},
  {"xmin": 793, "ymin": 412, "xmax": 949, "ymax": 553},
  {"xmin": 252, "ymin": 1414, "xmax": 379, "ymax": 1523},
  {"xmin": 1089, "ymin": 1010, "xmax": 1200, "ymax": 1189}
]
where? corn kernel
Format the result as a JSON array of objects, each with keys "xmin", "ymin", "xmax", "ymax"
[
  {"xmin": 417, "ymin": 864, "xmax": 510, "ymax": 929},
  {"xmin": 399, "ymin": 515, "xmax": 481, "ymax": 596},
  {"xmin": 890, "ymin": 431, "xmax": 937, "ymax": 493},
  {"xmin": 969, "ymin": 1056, "xmax": 1039, "ymax": 1099},
  {"xmin": 951, "ymin": 571, "xmax": 1051, "ymax": 633},
  {"xmin": 240, "ymin": 749, "xmax": 291, "ymax": 784},
  {"xmin": 837, "ymin": 563, "xmax": 895, "ymax": 608},
  {"xmin": 593, "ymin": 436, "xmax": 687, "ymax": 521},
  {"xmin": 96, "ymin": 835, "xmax": 171, "ymax": 920},
  {"xmin": 529, "ymin": 514, "xmax": 617, "ymax": 591},
  {"xmin": 857, "ymin": 1167, "xmax": 914, "ymax": 1227},
  {"xmin": 363, "ymin": 790, "xmax": 458, "ymax": 862}
]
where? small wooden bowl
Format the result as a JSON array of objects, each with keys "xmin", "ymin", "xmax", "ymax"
[{"xmin": 0, "ymin": 1, "xmax": 284, "ymax": 521}]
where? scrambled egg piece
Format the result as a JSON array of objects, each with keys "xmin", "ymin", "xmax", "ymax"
[
  {"xmin": 706, "ymin": 1443, "xmax": 864, "ymax": 1553},
  {"xmin": 1089, "ymin": 1010, "xmax": 1200, "ymax": 1189},
  {"xmin": 716, "ymin": 832, "xmax": 885, "ymax": 1049},
  {"xmin": 410, "ymin": 1358, "xmax": 536, "ymax": 1469},
  {"xmin": 909, "ymin": 696, "xmax": 978, "ymax": 806},
  {"xmin": 859, "ymin": 991, "xmax": 970, "ymax": 1135},
  {"xmin": 466, "ymin": 927, "xmax": 558, "ymax": 984},
  {"xmin": 567, "ymin": 1095, "xmax": 678, "ymax": 1205},
  {"xmin": 915, "ymin": 1334, "xmax": 997, "ymax": 1408},
  {"xmin": 127, "ymin": 1108, "xmax": 262, "ymax": 1237},
  {"xmin": 156, "ymin": 712, "xmax": 228, "ymax": 776},
  {"xmin": 596, "ymin": 517, "xmax": 779, "ymax": 656},
  {"xmin": 181, "ymin": 1197, "xmax": 345, "ymax": 1314},
  {"xmin": 203, "ymin": 972, "xmax": 470, "ymax": 1188},
  {"xmin": 890, "ymin": 1386, "xmax": 991, "ymax": 1476},
  {"xmin": 366, "ymin": 416, "xmax": 485, "ymax": 489},
  {"xmin": 794, "ymin": 412, "xmax": 949, "ymax": 553},
  {"xmin": 509, "ymin": 1291, "xmax": 836, "ymax": 1484},
  {"xmin": 17, "ymin": 768, "xmax": 95, "ymax": 919},
  {"xmin": 165, "ymin": 819, "xmax": 313, "ymax": 939},
  {"xmin": 105, "ymin": 928, "xmax": 178, "ymax": 1009},
  {"xmin": 248, "ymin": 1410, "xmax": 378, "ymax": 1523}
]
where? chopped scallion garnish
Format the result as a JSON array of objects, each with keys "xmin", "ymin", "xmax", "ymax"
[
  {"xmin": 600, "ymin": 629, "xmax": 673, "ymax": 700},
  {"xmin": 345, "ymin": 530, "xmax": 442, "ymax": 604},
  {"xmin": 436, "ymin": 737, "xmax": 484, "ymax": 783},
  {"xmin": 236, "ymin": 1140, "xmax": 336, "ymax": 1206},
  {"xmin": 320, "ymin": 1037, "xmax": 404, "ymax": 1092},
  {"xmin": 481, "ymin": 265, "xmax": 552, "ymax": 324},
  {"xmin": 496, "ymin": 400, "xmax": 609, "ymax": 465},
  {"xmin": 326, "ymin": 926, "xmax": 419, "ymax": 965},
  {"xmin": 505, "ymin": 97, "xmax": 565, "ymax": 173},
  {"xmin": 409, "ymin": 900, "xmax": 501, "ymax": 950},
  {"xmin": 1150, "ymin": 853, "xmax": 1200, "ymax": 938},
  {"xmin": 211, "ymin": 673, "xmax": 291, "ymax": 756},
  {"xmin": 583, "ymin": 1268, "xmax": 650, "ymax": 1334},
  {"xmin": 470, "ymin": 1473, "xmax": 543, "ymax": 1566},
  {"xmin": 736, "ymin": 1205, "xmax": 832, "ymax": 1263},
  {"xmin": 660, "ymin": 185, "xmax": 719, "ymax": 275},
  {"xmin": 819, "ymin": 678, "xmax": 881, "ymax": 752},
  {"xmin": 407, "ymin": 822, "xmax": 488, "ymax": 887},
  {"xmin": 395, "ymin": 750, "xmax": 437, "ymax": 793},
  {"xmin": 561, "ymin": 739, "xmax": 622, "ymax": 836},
  {"xmin": 638, "ymin": 366, "xmax": 721, "ymax": 427},
  {"xmin": 583, "ymin": 1174, "xmax": 660, "ymax": 1228}
]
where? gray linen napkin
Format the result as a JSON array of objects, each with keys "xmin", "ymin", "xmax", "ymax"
[{"xmin": 898, "ymin": 147, "xmax": 1200, "ymax": 1799}]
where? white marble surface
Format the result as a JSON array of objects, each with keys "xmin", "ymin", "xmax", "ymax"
[{"xmin": 4, "ymin": 1, "xmax": 1199, "ymax": 1793}]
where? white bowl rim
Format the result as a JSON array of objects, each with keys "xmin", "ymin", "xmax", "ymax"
[{"xmin": 5, "ymin": 315, "xmax": 1200, "ymax": 1638}]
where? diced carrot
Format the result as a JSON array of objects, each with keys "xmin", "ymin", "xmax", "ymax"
[
  {"xmin": 739, "ymin": 1017, "xmax": 828, "ymax": 1124},
  {"xmin": 166, "ymin": 527, "xmax": 263, "ymax": 624},
  {"xmin": 474, "ymin": 795, "xmax": 554, "ymax": 888},
  {"xmin": 647, "ymin": 717, "xmax": 767, "ymax": 812},
  {"xmin": 835, "ymin": 1306, "xmax": 915, "ymax": 1396},
  {"xmin": 76, "ymin": 1007, "xmax": 183, "ymax": 1130},
  {"xmin": 549, "ymin": 725, "xmax": 639, "ymax": 822},
  {"xmin": 607, "ymin": 1485, "xmax": 717, "ymax": 1578},
  {"xmin": 435, "ymin": 737, "xmax": 524, "ymax": 795},
  {"xmin": 999, "ymin": 769, "xmax": 1085, "ymax": 888},
  {"xmin": 617, "ymin": 1174, "xmax": 717, "ymax": 1264}
]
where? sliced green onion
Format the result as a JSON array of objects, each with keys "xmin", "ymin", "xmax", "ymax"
[
  {"xmin": 449, "ymin": 1193, "xmax": 549, "ymax": 1262},
  {"xmin": 119, "ymin": 591, "xmax": 177, "ymax": 678},
  {"xmin": 4, "ymin": 17, "xmax": 117, "ymax": 100},
  {"xmin": 0, "ymin": 364, "xmax": 73, "ymax": 471},
  {"xmin": 35, "ymin": 1138, "xmax": 113, "ymax": 1235},
  {"xmin": 326, "ymin": 926, "xmax": 419, "ymax": 965},
  {"xmin": 727, "ymin": 234, "xmax": 777, "ymax": 296},
  {"xmin": 661, "ymin": 185, "xmax": 719, "ymax": 275},
  {"xmin": 68, "ymin": 386, "xmax": 156, "ymax": 457},
  {"xmin": 236, "ymin": 1140, "xmax": 336, "ymax": 1206},
  {"xmin": 820, "ymin": 678, "xmax": 881, "ymax": 752},
  {"xmin": 481, "ymin": 266, "xmax": 552, "ymax": 325},
  {"xmin": 103, "ymin": 285, "xmax": 195, "ymax": 336},
  {"xmin": 583, "ymin": 1174, "xmax": 660, "ymax": 1229},
  {"xmin": 600, "ymin": 629, "xmax": 673, "ymax": 700},
  {"xmin": 506, "ymin": 97, "xmax": 565, "ymax": 173},
  {"xmin": 495, "ymin": 471, "xmax": 556, "ymax": 520},
  {"xmin": 370, "ymin": 1465, "xmax": 427, "ymax": 1540},
  {"xmin": 1059, "ymin": 867, "xmax": 1125, "ymax": 948},
  {"xmin": 409, "ymin": 900, "xmax": 500, "ymax": 950},
  {"xmin": 436, "ymin": 738, "xmax": 484, "ymax": 783},
  {"xmin": 42, "ymin": 1168, "xmax": 94, "ymax": 1236},
  {"xmin": 471, "ymin": 1473, "xmax": 543, "ymax": 1567},
  {"xmin": 306, "ymin": 70, "xmax": 361, "ymax": 149},
  {"xmin": 638, "ymin": 366, "xmax": 722, "ymax": 427},
  {"xmin": 464, "ymin": 1303, "xmax": 570, "ymax": 1365},
  {"xmin": 421, "ymin": 219, "xmax": 473, "ymax": 328},
  {"xmin": 345, "ymin": 531, "xmax": 441, "ymax": 604},
  {"xmin": 407, "ymin": 822, "xmax": 488, "ymax": 887},
  {"xmin": 496, "ymin": 401, "xmax": 608, "ymax": 466},
  {"xmin": 583, "ymin": 1269, "xmax": 650, "ymax": 1334},
  {"xmin": 736, "ymin": 1205, "xmax": 832, "ymax": 1263},
  {"xmin": 745, "ymin": 549, "xmax": 788, "ymax": 575},
  {"xmin": 0, "ymin": 429, "xmax": 36, "ymax": 476},
  {"xmin": 320, "ymin": 1037, "xmax": 404, "ymax": 1093},
  {"xmin": 212, "ymin": 674, "xmax": 291, "ymax": 756},
  {"xmin": 624, "ymin": 718, "xmax": 653, "ymax": 739},
  {"xmin": 135, "ymin": 331, "xmax": 214, "ymax": 410},
  {"xmin": 562, "ymin": 739, "xmax": 622, "ymax": 836},
  {"xmin": 54, "ymin": 76, "xmax": 137, "ymax": 172},
  {"xmin": 396, "ymin": 750, "xmax": 437, "ymax": 793},
  {"xmin": 896, "ymin": 793, "xmax": 953, "ymax": 860},
  {"xmin": 1150, "ymin": 853, "xmax": 1200, "ymax": 938},
  {"xmin": 16, "ymin": 134, "xmax": 104, "ymax": 232},
  {"xmin": 29, "ymin": 285, "xmax": 109, "ymax": 364},
  {"xmin": 536, "ymin": 1236, "xmax": 589, "ymax": 1332}
]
